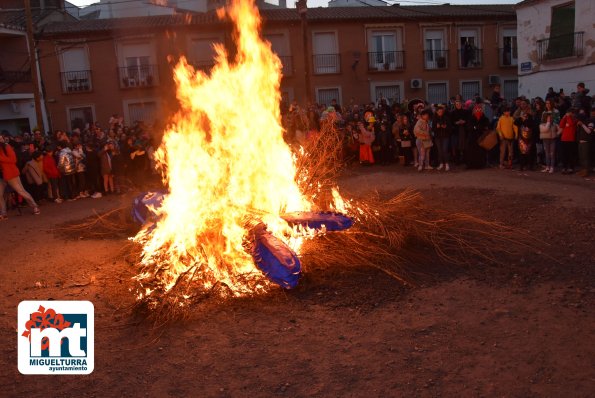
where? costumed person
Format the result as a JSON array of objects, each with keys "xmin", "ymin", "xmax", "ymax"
[
  {"xmin": 357, "ymin": 121, "xmax": 375, "ymax": 165},
  {"xmin": 465, "ymin": 103, "xmax": 490, "ymax": 169},
  {"xmin": 496, "ymin": 107, "xmax": 518, "ymax": 169},
  {"xmin": 414, "ymin": 109, "xmax": 433, "ymax": 171},
  {"xmin": 0, "ymin": 135, "xmax": 40, "ymax": 219},
  {"xmin": 517, "ymin": 115, "xmax": 533, "ymax": 171}
]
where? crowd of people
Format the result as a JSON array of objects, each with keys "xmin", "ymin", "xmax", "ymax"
[
  {"xmin": 284, "ymin": 82, "xmax": 594, "ymax": 175},
  {"xmin": 0, "ymin": 116, "xmax": 157, "ymax": 219},
  {"xmin": 0, "ymin": 83, "xmax": 593, "ymax": 219}
]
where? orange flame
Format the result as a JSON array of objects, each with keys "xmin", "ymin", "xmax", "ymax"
[{"xmin": 133, "ymin": 0, "xmax": 320, "ymax": 296}]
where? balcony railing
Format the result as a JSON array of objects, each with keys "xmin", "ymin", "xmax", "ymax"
[
  {"xmin": 498, "ymin": 47, "xmax": 518, "ymax": 67},
  {"xmin": 424, "ymin": 50, "xmax": 448, "ymax": 70},
  {"xmin": 367, "ymin": 51, "xmax": 405, "ymax": 71},
  {"xmin": 313, "ymin": 53, "xmax": 341, "ymax": 74},
  {"xmin": 277, "ymin": 55, "xmax": 293, "ymax": 77},
  {"xmin": 458, "ymin": 48, "xmax": 482, "ymax": 68},
  {"xmin": 60, "ymin": 70, "xmax": 92, "ymax": 93},
  {"xmin": 0, "ymin": 70, "xmax": 31, "ymax": 83},
  {"xmin": 118, "ymin": 64, "xmax": 159, "ymax": 88},
  {"xmin": 537, "ymin": 31, "xmax": 584, "ymax": 62}
]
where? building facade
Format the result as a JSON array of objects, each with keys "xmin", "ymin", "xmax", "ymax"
[
  {"xmin": 516, "ymin": 0, "xmax": 594, "ymax": 98},
  {"xmin": 37, "ymin": 4, "xmax": 518, "ymax": 131},
  {"xmin": 0, "ymin": 1, "xmax": 74, "ymax": 134}
]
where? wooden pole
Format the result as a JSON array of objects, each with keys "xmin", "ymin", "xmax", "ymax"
[
  {"xmin": 24, "ymin": 0, "xmax": 44, "ymax": 130},
  {"xmin": 297, "ymin": 0, "xmax": 312, "ymax": 105}
]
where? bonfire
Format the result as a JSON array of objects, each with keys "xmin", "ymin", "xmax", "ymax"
[{"xmin": 125, "ymin": 0, "xmax": 525, "ymax": 319}]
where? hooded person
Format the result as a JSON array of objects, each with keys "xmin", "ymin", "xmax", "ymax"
[
  {"xmin": 465, "ymin": 104, "xmax": 490, "ymax": 169},
  {"xmin": 0, "ymin": 135, "xmax": 40, "ymax": 219}
]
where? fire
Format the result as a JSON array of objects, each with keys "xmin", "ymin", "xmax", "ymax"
[{"xmin": 133, "ymin": 0, "xmax": 321, "ymax": 297}]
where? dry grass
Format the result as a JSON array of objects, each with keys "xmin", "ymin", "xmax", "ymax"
[{"xmin": 56, "ymin": 119, "xmax": 538, "ymax": 324}]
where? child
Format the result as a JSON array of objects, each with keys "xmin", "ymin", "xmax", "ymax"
[
  {"xmin": 42, "ymin": 147, "xmax": 61, "ymax": 203},
  {"xmin": 414, "ymin": 109, "xmax": 433, "ymax": 171},
  {"xmin": 357, "ymin": 121, "xmax": 375, "ymax": 165},
  {"xmin": 72, "ymin": 143, "xmax": 88, "ymax": 198},
  {"xmin": 518, "ymin": 125, "xmax": 533, "ymax": 171},
  {"xmin": 496, "ymin": 107, "xmax": 518, "ymax": 169}
]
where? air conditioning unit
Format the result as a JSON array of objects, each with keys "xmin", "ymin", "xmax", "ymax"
[
  {"xmin": 488, "ymin": 75, "xmax": 500, "ymax": 85},
  {"xmin": 411, "ymin": 78, "xmax": 423, "ymax": 89}
]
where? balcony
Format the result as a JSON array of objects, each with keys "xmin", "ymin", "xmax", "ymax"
[
  {"xmin": 498, "ymin": 47, "xmax": 518, "ymax": 67},
  {"xmin": 537, "ymin": 31, "xmax": 584, "ymax": 62},
  {"xmin": 458, "ymin": 48, "xmax": 482, "ymax": 69},
  {"xmin": 424, "ymin": 50, "xmax": 448, "ymax": 70},
  {"xmin": 61, "ymin": 70, "xmax": 92, "ymax": 93},
  {"xmin": 277, "ymin": 55, "xmax": 293, "ymax": 77},
  {"xmin": 0, "ymin": 70, "xmax": 31, "ymax": 83},
  {"xmin": 367, "ymin": 51, "xmax": 405, "ymax": 71},
  {"xmin": 118, "ymin": 64, "xmax": 159, "ymax": 88},
  {"xmin": 313, "ymin": 53, "xmax": 341, "ymax": 74}
]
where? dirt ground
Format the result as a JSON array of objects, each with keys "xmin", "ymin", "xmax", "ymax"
[{"xmin": 1, "ymin": 166, "xmax": 594, "ymax": 397}]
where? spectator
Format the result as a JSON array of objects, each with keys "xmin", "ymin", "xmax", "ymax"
[
  {"xmin": 450, "ymin": 99, "xmax": 468, "ymax": 164},
  {"xmin": 576, "ymin": 114, "xmax": 593, "ymax": 177},
  {"xmin": 414, "ymin": 109, "xmax": 433, "ymax": 171},
  {"xmin": 432, "ymin": 105, "xmax": 452, "ymax": 171},
  {"xmin": 357, "ymin": 121, "xmax": 375, "ymax": 165},
  {"xmin": 72, "ymin": 143, "xmax": 88, "ymax": 198},
  {"xmin": 539, "ymin": 112, "xmax": 560, "ymax": 174},
  {"xmin": 99, "ymin": 142, "xmax": 115, "ymax": 194},
  {"xmin": 56, "ymin": 141, "xmax": 77, "ymax": 200},
  {"xmin": 465, "ymin": 104, "xmax": 490, "ymax": 169},
  {"xmin": 559, "ymin": 109, "xmax": 578, "ymax": 174},
  {"xmin": 43, "ymin": 147, "xmax": 61, "ymax": 202},
  {"xmin": 517, "ymin": 112, "xmax": 534, "ymax": 171},
  {"xmin": 0, "ymin": 135, "xmax": 40, "ymax": 219},
  {"xmin": 22, "ymin": 151, "xmax": 45, "ymax": 201},
  {"xmin": 496, "ymin": 107, "xmax": 518, "ymax": 169},
  {"xmin": 573, "ymin": 82, "xmax": 592, "ymax": 115}
]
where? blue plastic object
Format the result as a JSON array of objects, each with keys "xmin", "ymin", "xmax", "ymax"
[
  {"xmin": 250, "ymin": 224, "xmax": 301, "ymax": 289},
  {"xmin": 131, "ymin": 191, "xmax": 166, "ymax": 225},
  {"xmin": 281, "ymin": 211, "xmax": 354, "ymax": 232}
]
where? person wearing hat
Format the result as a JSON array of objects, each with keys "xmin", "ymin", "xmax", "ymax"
[{"xmin": 0, "ymin": 135, "xmax": 40, "ymax": 219}]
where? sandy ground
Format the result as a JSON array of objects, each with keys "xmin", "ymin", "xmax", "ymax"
[{"xmin": 1, "ymin": 166, "xmax": 594, "ymax": 397}]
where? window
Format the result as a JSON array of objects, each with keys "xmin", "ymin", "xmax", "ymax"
[
  {"xmin": 368, "ymin": 30, "xmax": 403, "ymax": 70},
  {"xmin": 67, "ymin": 106, "xmax": 94, "ymax": 131},
  {"xmin": 424, "ymin": 30, "xmax": 447, "ymax": 69},
  {"xmin": 264, "ymin": 33, "xmax": 292, "ymax": 76},
  {"xmin": 128, "ymin": 101, "xmax": 158, "ymax": 126},
  {"xmin": 500, "ymin": 28, "xmax": 518, "ymax": 66},
  {"xmin": 313, "ymin": 32, "xmax": 339, "ymax": 74},
  {"xmin": 188, "ymin": 37, "xmax": 221, "ymax": 70},
  {"xmin": 460, "ymin": 81, "xmax": 481, "ymax": 101},
  {"xmin": 546, "ymin": 2, "xmax": 576, "ymax": 59},
  {"xmin": 426, "ymin": 82, "xmax": 448, "ymax": 105},
  {"xmin": 372, "ymin": 84, "xmax": 401, "ymax": 105},
  {"xmin": 502, "ymin": 79, "xmax": 518, "ymax": 101},
  {"xmin": 316, "ymin": 87, "xmax": 341, "ymax": 107},
  {"xmin": 60, "ymin": 47, "xmax": 92, "ymax": 93},
  {"xmin": 459, "ymin": 28, "xmax": 481, "ymax": 68},
  {"xmin": 118, "ymin": 41, "xmax": 158, "ymax": 87}
]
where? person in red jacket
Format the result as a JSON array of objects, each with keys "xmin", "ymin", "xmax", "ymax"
[
  {"xmin": 559, "ymin": 108, "xmax": 578, "ymax": 173},
  {"xmin": 0, "ymin": 136, "xmax": 40, "ymax": 219},
  {"xmin": 42, "ymin": 147, "xmax": 62, "ymax": 203}
]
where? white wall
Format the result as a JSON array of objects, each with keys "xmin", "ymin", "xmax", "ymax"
[
  {"xmin": 0, "ymin": 96, "xmax": 36, "ymax": 135},
  {"xmin": 516, "ymin": 0, "xmax": 595, "ymax": 97}
]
